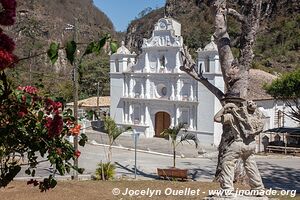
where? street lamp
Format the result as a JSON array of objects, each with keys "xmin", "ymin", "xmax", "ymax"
[
  {"xmin": 131, "ymin": 129, "xmax": 140, "ymax": 179},
  {"xmin": 64, "ymin": 18, "xmax": 79, "ymax": 180}
]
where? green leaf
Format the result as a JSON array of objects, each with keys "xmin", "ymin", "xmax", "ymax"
[
  {"xmin": 38, "ymin": 111, "xmax": 44, "ymax": 121},
  {"xmin": 25, "ymin": 169, "xmax": 31, "ymax": 175},
  {"xmin": 31, "ymin": 169, "xmax": 36, "ymax": 177},
  {"xmin": 47, "ymin": 42, "xmax": 60, "ymax": 64},
  {"xmin": 77, "ymin": 168, "xmax": 84, "ymax": 174},
  {"xmin": 83, "ymin": 42, "xmax": 96, "ymax": 56},
  {"xmin": 65, "ymin": 41, "xmax": 77, "ymax": 65},
  {"xmin": 65, "ymin": 164, "xmax": 70, "ymax": 174},
  {"xmin": 50, "ymin": 179, "xmax": 57, "ymax": 188},
  {"xmin": 79, "ymin": 133, "xmax": 88, "ymax": 147},
  {"xmin": 94, "ymin": 36, "xmax": 108, "ymax": 54},
  {"xmin": 110, "ymin": 41, "xmax": 118, "ymax": 54},
  {"xmin": 26, "ymin": 94, "xmax": 32, "ymax": 105}
]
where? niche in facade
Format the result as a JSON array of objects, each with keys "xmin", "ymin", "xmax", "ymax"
[{"xmin": 156, "ymin": 83, "xmax": 168, "ymax": 98}]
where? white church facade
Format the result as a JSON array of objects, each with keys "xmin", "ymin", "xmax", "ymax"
[
  {"xmin": 110, "ymin": 17, "xmax": 299, "ymax": 146},
  {"xmin": 110, "ymin": 17, "xmax": 224, "ymax": 145}
]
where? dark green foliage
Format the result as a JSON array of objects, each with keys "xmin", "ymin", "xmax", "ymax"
[
  {"xmin": 265, "ymin": 69, "xmax": 300, "ymax": 99},
  {"xmin": 47, "ymin": 42, "xmax": 60, "ymax": 64},
  {"xmin": 265, "ymin": 69, "xmax": 300, "ymax": 122},
  {"xmin": 65, "ymin": 41, "xmax": 77, "ymax": 65}
]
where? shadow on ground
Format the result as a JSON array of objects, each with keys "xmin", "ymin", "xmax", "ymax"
[{"xmin": 257, "ymin": 161, "xmax": 300, "ymax": 192}]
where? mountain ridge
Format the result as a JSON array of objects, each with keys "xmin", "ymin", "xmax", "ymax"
[{"xmin": 125, "ymin": 0, "xmax": 300, "ymax": 73}]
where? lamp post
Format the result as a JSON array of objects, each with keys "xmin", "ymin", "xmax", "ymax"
[
  {"xmin": 96, "ymin": 81, "xmax": 100, "ymax": 116},
  {"xmin": 65, "ymin": 19, "xmax": 79, "ymax": 180},
  {"xmin": 132, "ymin": 129, "xmax": 140, "ymax": 179}
]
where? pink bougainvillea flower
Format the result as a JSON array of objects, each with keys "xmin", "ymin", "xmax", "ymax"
[
  {"xmin": 45, "ymin": 98, "xmax": 62, "ymax": 114},
  {"xmin": 0, "ymin": 32, "xmax": 15, "ymax": 52},
  {"xmin": 18, "ymin": 106, "xmax": 28, "ymax": 118},
  {"xmin": 0, "ymin": 0, "xmax": 17, "ymax": 26},
  {"xmin": 24, "ymin": 86, "xmax": 38, "ymax": 94},
  {"xmin": 0, "ymin": 49, "xmax": 17, "ymax": 70},
  {"xmin": 17, "ymin": 86, "xmax": 38, "ymax": 94},
  {"xmin": 46, "ymin": 114, "xmax": 63, "ymax": 138}
]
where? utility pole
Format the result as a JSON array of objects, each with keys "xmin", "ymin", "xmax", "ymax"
[
  {"xmin": 96, "ymin": 81, "xmax": 100, "ymax": 116},
  {"xmin": 72, "ymin": 18, "xmax": 79, "ymax": 180},
  {"xmin": 64, "ymin": 18, "xmax": 80, "ymax": 180}
]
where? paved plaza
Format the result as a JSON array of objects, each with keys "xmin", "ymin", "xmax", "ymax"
[{"xmin": 16, "ymin": 130, "xmax": 300, "ymax": 193}]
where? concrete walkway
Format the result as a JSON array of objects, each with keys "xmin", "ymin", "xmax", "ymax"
[{"xmin": 85, "ymin": 129, "xmax": 217, "ymax": 158}]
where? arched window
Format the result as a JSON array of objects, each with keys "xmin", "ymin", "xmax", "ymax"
[
  {"xmin": 115, "ymin": 59, "xmax": 119, "ymax": 72},
  {"xmin": 160, "ymin": 55, "xmax": 166, "ymax": 68}
]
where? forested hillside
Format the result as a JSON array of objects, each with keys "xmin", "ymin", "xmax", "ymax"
[
  {"xmin": 6, "ymin": 0, "xmax": 117, "ymax": 101},
  {"xmin": 126, "ymin": 0, "xmax": 300, "ymax": 74}
]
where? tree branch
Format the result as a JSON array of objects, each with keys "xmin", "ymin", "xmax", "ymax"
[
  {"xmin": 227, "ymin": 8, "xmax": 244, "ymax": 22},
  {"xmin": 179, "ymin": 46, "xmax": 225, "ymax": 102}
]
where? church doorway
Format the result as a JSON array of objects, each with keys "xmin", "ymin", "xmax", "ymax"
[{"xmin": 155, "ymin": 112, "xmax": 171, "ymax": 137}]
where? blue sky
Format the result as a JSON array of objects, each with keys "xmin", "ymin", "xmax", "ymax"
[{"xmin": 94, "ymin": 0, "xmax": 166, "ymax": 32}]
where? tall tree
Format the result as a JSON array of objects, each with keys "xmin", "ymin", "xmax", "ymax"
[
  {"xmin": 265, "ymin": 69, "xmax": 300, "ymax": 123},
  {"xmin": 179, "ymin": 0, "xmax": 271, "ymax": 181}
]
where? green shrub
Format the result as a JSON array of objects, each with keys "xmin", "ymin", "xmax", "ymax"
[{"xmin": 95, "ymin": 162, "xmax": 116, "ymax": 180}]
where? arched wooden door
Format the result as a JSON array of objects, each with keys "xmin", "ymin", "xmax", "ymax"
[{"xmin": 155, "ymin": 112, "xmax": 171, "ymax": 137}]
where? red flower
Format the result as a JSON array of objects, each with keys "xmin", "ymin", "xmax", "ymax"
[
  {"xmin": 46, "ymin": 114, "xmax": 63, "ymax": 138},
  {"xmin": 0, "ymin": 49, "xmax": 17, "ymax": 70},
  {"xmin": 0, "ymin": 32, "xmax": 15, "ymax": 52},
  {"xmin": 24, "ymin": 86, "xmax": 38, "ymax": 94},
  {"xmin": 70, "ymin": 124, "xmax": 81, "ymax": 136},
  {"xmin": 56, "ymin": 148, "xmax": 62, "ymax": 155},
  {"xmin": 74, "ymin": 150, "xmax": 81, "ymax": 158},
  {"xmin": 45, "ymin": 98, "xmax": 62, "ymax": 114},
  {"xmin": 0, "ymin": 0, "xmax": 17, "ymax": 26},
  {"xmin": 17, "ymin": 86, "xmax": 38, "ymax": 94},
  {"xmin": 18, "ymin": 107, "xmax": 28, "ymax": 118}
]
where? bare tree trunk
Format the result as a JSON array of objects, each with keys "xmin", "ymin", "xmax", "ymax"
[{"xmin": 180, "ymin": 0, "xmax": 263, "ymax": 183}]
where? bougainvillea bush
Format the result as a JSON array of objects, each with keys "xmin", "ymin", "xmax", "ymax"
[
  {"xmin": 0, "ymin": 0, "xmax": 89, "ymax": 190},
  {"xmin": 0, "ymin": 75, "xmax": 87, "ymax": 190}
]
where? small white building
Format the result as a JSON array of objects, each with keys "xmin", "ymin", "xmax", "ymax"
[{"xmin": 110, "ymin": 17, "xmax": 299, "ymax": 147}]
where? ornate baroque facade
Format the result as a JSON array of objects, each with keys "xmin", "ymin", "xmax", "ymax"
[{"xmin": 110, "ymin": 17, "xmax": 224, "ymax": 145}]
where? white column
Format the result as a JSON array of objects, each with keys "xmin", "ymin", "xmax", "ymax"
[
  {"xmin": 140, "ymin": 104, "xmax": 145, "ymax": 125},
  {"xmin": 145, "ymin": 105, "xmax": 149, "ymax": 125},
  {"xmin": 194, "ymin": 105, "xmax": 197, "ymax": 130},
  {"xmin": 129, "ymin": 77, "xmax": 134, "ymax": 98},
  {"xmin": 124, "ymin": 102, "xmax": 128, "ymax": 123},
  {"xmin": 176, "ymin": 106, "xmax": 180, "ymax": 124},
  {"xmin": 171, "ymin": 104, "xmax": 176, "ymax": 126},
  {"xmin": 129, "ymin": 103, "xmax": 133, "ymax": 123},
  {"xmin": 122, "ymin": 57, "xmax": 127, "ymax": 72},
  {"xmin": 190, "ymin": 84, "xmax": 194, "ymax": 101},
  {"xmin": 123, "ymin": 102, "xmax": 126, "ymax": 122},
  {"xmin": 189, "ymin": 107, "xmax": 193, "ymax": 130},
  {"xmin": 125, "ymin": 78, "xmax": 129, "ymax": 97},
  {"xmin": 175, "ymin": 51, "xmax": 181, "ymax": 73},
  {"xmin": 145, "ymin": 77, "xmax": 150, "ymax": 98},
  {"xmin": 176, "ymin": 79, "xmax": 180, "ymax": 100},
  {"xmin": 171, "ymin": 82, "xmax": 175, "ymax": 100},
  {"xmin": 145, "ymin": 52, "xmax": 150, "ymax": 73},
  {"xmin": 140, "ymin": 78, "xmax": 144, "ymax": 98},
  {"xmin": 124, "ymin": 76, "xmax": 127, "ymax": 97}
]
